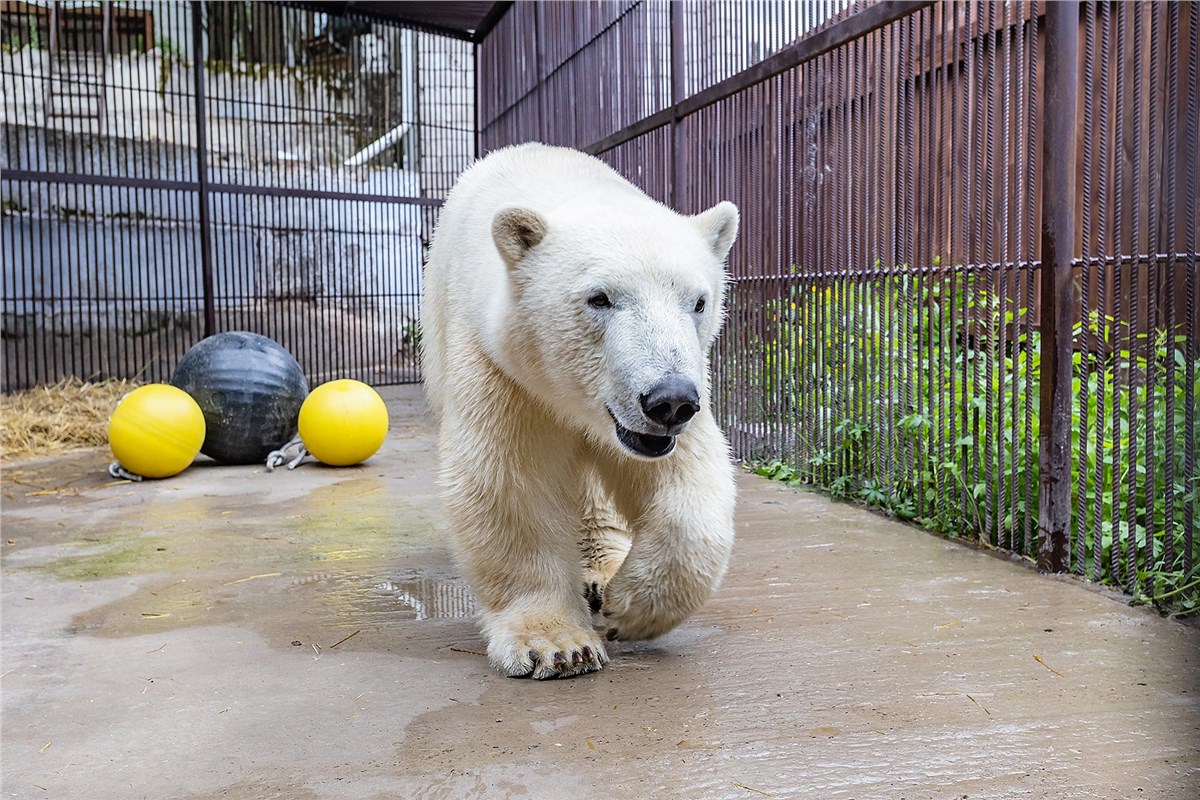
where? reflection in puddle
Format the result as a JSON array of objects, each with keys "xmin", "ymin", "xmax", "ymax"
[
  {"xmin": 372, "ymin": 576, "xmax": 476, "ymax": 620},
  {"xmin": 292, "ymin": 571, "xmax": 476, "ymax": 621}
]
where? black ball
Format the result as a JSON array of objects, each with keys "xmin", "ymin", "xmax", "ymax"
[{"xmin": 171, "ymin": 332, "xmax": 309, "ymax": 465}]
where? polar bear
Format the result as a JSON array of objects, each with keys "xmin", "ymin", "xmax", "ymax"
[{"xmin": 422, "ymin": 143, "xmax": 738, "ymax": 679}]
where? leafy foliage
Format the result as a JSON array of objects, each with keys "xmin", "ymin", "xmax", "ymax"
[{"xmin": 732, "ymin": 273, "xmax": 1199, "ymax": 616}]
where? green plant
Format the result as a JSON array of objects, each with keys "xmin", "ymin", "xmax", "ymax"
[
  {"xmin": 735, "ymin": 270, "xmax": 1199, "ymax": 616},
  {"xmin": 403, "ymin": 321, "xmax": 422, "ymax": 349}
]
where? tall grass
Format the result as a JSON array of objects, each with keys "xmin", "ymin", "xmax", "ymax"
[{"xmin": 724, "ymin": 273, "xmax": 1199, "ymax": 615}]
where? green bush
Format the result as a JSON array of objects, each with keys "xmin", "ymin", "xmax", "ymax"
[{"xmin": 731, "ymin": 272, "xmax": 1199, "ymax": 616}]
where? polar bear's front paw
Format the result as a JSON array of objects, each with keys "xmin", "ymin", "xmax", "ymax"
[{"xmin": 486, "ymin": 619, "xmax": 609, "ymax": 680}]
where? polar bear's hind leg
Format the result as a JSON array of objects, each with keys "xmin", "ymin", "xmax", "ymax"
[{"xmin": 579, "ymin": 477, "xmax": 632, "ymax": 613}]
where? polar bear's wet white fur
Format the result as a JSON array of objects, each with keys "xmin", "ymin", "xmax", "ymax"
[{"xmin": 422, "ymin": 143, "xmax": 739, "ymax": 679}]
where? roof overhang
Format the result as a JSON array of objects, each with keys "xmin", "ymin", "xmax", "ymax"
[{"xmin": 292, "ymin": 1, "xmax": 511, "ymax": 43}]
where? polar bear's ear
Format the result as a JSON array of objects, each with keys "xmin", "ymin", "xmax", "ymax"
[
  {"xmin": 691, "ymin": 201, "xmax": 740, "ymax": 262},
  {"xmin": 492, "ymin": 207, "xmax": 549, "ymax": 268}
]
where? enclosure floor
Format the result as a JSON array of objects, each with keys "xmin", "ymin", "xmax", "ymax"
[{"xmin": 2, "ymin": 385, "xmax": 1197, "ymax": 800}]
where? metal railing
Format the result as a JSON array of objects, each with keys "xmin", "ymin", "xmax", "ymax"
[
  {"xmin": 478, "ymin": 1, "xmax": 1199, "ymax": 607},
  {"xmin": 2, "ymin": 1, "xmax": 474, "ymax": 390}
]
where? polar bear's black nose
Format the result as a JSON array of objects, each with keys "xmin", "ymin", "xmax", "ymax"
[{"xmin": 640, "ymin": 376, "xmax": 700, "ymax": 428}]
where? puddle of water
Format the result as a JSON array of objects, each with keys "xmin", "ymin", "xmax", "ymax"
[
  {"xmin": 18, "ymin": 474, "xmax": 459, "ymax": 642},
  {"xmin": 28, "ymin": 478, "xmax": 437, "ymax": 582}
]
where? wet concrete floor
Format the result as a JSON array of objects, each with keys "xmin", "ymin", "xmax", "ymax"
[{"xmin": 2, "ymin": 385, "xmax": 1198, "ymax": 799}]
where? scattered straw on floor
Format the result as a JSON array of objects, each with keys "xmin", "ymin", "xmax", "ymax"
[{"xmin": 1, "ymin": 378, "xmax": 139, "ymax": 462}]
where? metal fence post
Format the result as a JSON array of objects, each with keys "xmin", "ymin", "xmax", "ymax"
[
  {"xmin": 1038, "ymin": 0, "xmax": 1080, "ymax": 573},
  {"xmin": 190, "ymin": 0, "xmax": 215, "ymax": 339}
]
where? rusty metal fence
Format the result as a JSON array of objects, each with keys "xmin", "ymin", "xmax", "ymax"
[
  {"xmin": 479, "ymin": 1, "xmax": 1199, "ymax": 610},
  {"xmin": 2, "ymin": 1, "xmax": 473, "ymax": 391}
]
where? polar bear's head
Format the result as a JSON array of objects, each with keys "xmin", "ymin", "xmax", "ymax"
[{"xmin": 491, "ymin": 200, "xmax": 739, "ymax": 460}]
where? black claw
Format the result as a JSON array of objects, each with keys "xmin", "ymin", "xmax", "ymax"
[
  {"xmin": 528, "ymin": 650, "xmax": 540, "ymax": 664},
  {"xmin": 571, "ymin": 650, "xmax": 583, "ymax": 665},
  {"xmin": 552, "ymin": 651, "xmax": 568, "ymax": 666},
  {"xmin": 581, "ymin": 646, "xmax": 593, "ymax": 661},
  {"xmin": 606, "ymin": 628, "xmax": 618, "ymax": 641}
]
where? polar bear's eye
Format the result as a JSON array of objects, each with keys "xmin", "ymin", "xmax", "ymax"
[
  {"xmin": 694, "ymin": 297, "xmax": 707, "ymax": 314},
  {"xmin": 587, "ymin": 292, "xmax": 612, "ymax": 309}
]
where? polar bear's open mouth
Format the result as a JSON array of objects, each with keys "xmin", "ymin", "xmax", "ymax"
[{"xmin": 609, "ymin": 411, "xmax": 676, "ymax": 458}]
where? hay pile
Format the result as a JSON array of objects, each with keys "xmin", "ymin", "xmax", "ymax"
[{"xmin": 1, "ymin": 378, "xmax": 139, "ymax": 461}]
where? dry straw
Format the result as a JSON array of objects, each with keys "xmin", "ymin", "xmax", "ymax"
[{"xmin": 1, "ymin": 378, "xmax": 139, "ymax": 462}]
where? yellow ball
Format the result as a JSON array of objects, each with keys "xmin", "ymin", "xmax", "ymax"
[
  {"xmin": 298, "ymin": 379, "xmax": 389, "ymax": 466},
  {"xmin": 108, "ymin": 384, "xmax": 206, "ymax": 479}
]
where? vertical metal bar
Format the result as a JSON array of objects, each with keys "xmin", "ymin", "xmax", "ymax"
[
  {"xmin": 1076, "ymin": 0, "xmax": 1096, "ymax": 574},
  {"xmin": 670, "ymin": 0, "xmax": 684, "ymax": 210},
  {"xmin": 820, "ymin": 44, "xmax": 833, "ymax": 486},
  {"xmin": 1022, "ymin": 0, "xmax": 1040, "ymax": 559},
  {"xmin": 1183, "ymin": 0, "xmax": 1199, "ymax": 579},
  {"xmin": 998, "ymin": 0, "xmax": 1013, "ymax": 548},
  {"xmin": 1112, "ymin": 0, "xmax": 1132, "ymax": 588},
  {"xmin": 854, "ymin": 23, "xmax": 868, "ymax": 494},
  {"xmin": 1037, "ymin": 0, "xmax": 1080, "ymax": 573},
  {"xmin": 983, "ymin": 3, "xmax": 999, "ymax": 545},
  {"xmin": 1127, "ymin": 1, "xmax": 1144, "ymax": 590},
  {"xmin": 190, "ymin": 1, "xmax": 215, "ymax": 339},
  {"xmin": 951, "ymin": 0, "xmax": 967, "ymax": 526},
  {"xmin": 902, "ymin": 11, "xmax": 916, "ymax": 512},
  {"xmin": 99, "ymin": 0, "xmax": 110, "ymax": 132},
  {"xmin": 1143, "ymin": 3, "xmax": 1161, "ymax": 581},
  {"xmin": 871, "ymin": 21, "xmax": 886, "ymax": 491},
  {"xmin": 886, "ymin": 18, "xmax": 900, "ymax": 490},
  {"xmin": 533, "ymin": 3, "xmax": 544, "ymax": 142},
  {"xmin": 915, "ymin": 3, "xmax": 929, "ymax": 522},
  {"xmin": 969, "ymin": 1, "xmax": 986, "ymax": 533},
  {"xmin": 1160, "ymin": 1, "xmax": 1180, "ymax": 574},
  {"xmin": 1091, "ymin": 0, "xmax": 1113, "ymax": 585},
  {"xmin": 48, "ymin": 0, "xmax": 59, "ymax": 57},
  {"xmin": 803, "ymin": 49, "xmax": 819, "ymax": 481},
  {"xmin": 473, "ymin": 38, "xmax": 481, "ymax": 159},
  {"xmin": 933, "ymin": 1, "xmax": 948, "ymax": 528}
]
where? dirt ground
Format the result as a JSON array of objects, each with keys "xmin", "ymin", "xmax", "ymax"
[{"xmin": 2, "ymin": 384, "xmax": 1198, "ymax": 799}]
